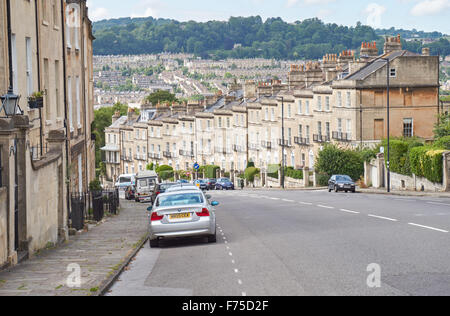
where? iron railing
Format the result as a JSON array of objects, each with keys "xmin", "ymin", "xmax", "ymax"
[
  {"xmin": 30, "ymin": 144, "xmax": 49, "ymax": 161},
  {"xmin": 261, "ymin": 141, "xmax": 272, "ymax": 149},
  {"xmin": 148, "ymin": 152, "xmax": 162, "ymax": 160},
  {"xmin": 294, "ymin": 137, "xmax": 310, "ymax": 146},
  {"xmin": 313, "ymin": 134, "xmax": 330, "ymax": 143},
  {"xmin": 70, "ymin": 189, "xmax": 120, "ymax": 230},
  {"xmin": 179, "ymin": 149, "xmax": 194, "ymax": 157},
  {"xmin": 332, "ymin": 131, "xmax": 351, "ymax": 142}
]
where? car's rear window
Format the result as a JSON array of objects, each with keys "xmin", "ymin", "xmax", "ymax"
[
  {"xmin": 156, "ymin": 193, "xmax": 204, "ymax": 207},
  {"xmin": 120, "ymin": 177, "xmax": 131, "ymax": 183}
]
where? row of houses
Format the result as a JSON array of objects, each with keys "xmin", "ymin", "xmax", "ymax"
[
  {"xmin": 102, "ymin": 36, "xmax": 442, "ymax": 185},
  {"xmin": 0, "ymin": 0, "xmax": 94, "ymax": 268}
]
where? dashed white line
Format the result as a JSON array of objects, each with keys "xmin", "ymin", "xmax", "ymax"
[
  {"xmin": 408, "ymin": 223, "xmax": 449, "ymax": 233},
  {"xmin": 282, "ymin": 199, "xmax": 294, "ymax": 202},
  {"xmin": 427, "ymin": 202, "xmax": 450, "ymax": 207},
  {"xmin": 270, "ymin": 197, "xmax": 280, "ymax": 200},
  {"xmin": 242, "ymin": 292, "xmax": 247, "ymax": 296},
  {"xmin": 229, "ymin": 252, "xmax": 233, "ymax": 256},
  {"xmin": 368, "ymin": 214, "xmax": 398, "ymax": 222},
  {"xmin": 317, "ymin": 205, "xmax": 334, "ymax": 209},
  {"xmin": 238, "ymin": 279, "xmax": 242, "ymax": 285},
  {"xmin": 234, "ymin": 269, "xmax": 239, "ymax": 273},
  {"xmin": 299, "ymin": 202, "xmax": 313, "ymax": 205},
  {"xmin": 339, "ymin": 209, "xmax": 360, "ymax": 214}
]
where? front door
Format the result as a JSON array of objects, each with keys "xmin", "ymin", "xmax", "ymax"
[{"xmin": 374, "ymin": 119, "xmax": 384, "ymax": 140}]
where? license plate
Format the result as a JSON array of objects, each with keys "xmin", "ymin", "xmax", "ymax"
[{"xmin": 169, "ymin": 213, "xmax": 191, "ymax": 220}]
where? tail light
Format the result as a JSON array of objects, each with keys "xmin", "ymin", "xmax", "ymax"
[
  {"xmin": 151, "ymin": 212, "xmax": 164, "ymax": 221},
  {"xmin": 196, "ymin": 208, "xmax": 210, "ymax": 217},
  {"xmin": 156, "ymin": 191, "xmax": 160, "ymax": 196}
]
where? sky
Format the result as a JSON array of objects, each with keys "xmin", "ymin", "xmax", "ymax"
[{"xmin": 86, "ymin": 0, "xmax": 450, "ymax": 34}]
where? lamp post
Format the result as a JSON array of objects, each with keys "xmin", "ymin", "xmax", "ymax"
[
  {"xmin": 380, "ymin": 57, "xmax": 391, "ymax": 193},
  {"xmin": 277, "ymin": 96, "xmax": 285, "ymax": 189},
  {"xmin": 1, "ymin": 88, "xmax": 21, "ymax": 117}
]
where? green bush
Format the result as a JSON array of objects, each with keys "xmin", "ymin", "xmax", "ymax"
[
  {"xmin": 203, "ymin": 165, "xmax": 220, "ymax": 178},
  {"xmin": 410, "ymin": 147, "xmax": 445, "ymax": 183},
  {"xmin": 315, "ymin": 144, "xmax": 364, "ymax": 181},
  {"xmin": 244, "ymin": 167, "xmax": 260, "ymax": 183},
  {"xmin": 434, "ymin": 135, "xmax": 450, "ymax": 150},
  {"xmin": 267, "ymin": 164, "xmax": 280, "ymax": 179},
  {"xmin": 317, "ymin": 172, "xmax": 330, "ymax": 187},
  {"xmin": 381, "ymin": 138, "xmax": 423, "ymax": 176},
  {"xmin": 284, "ymin": 167, "xmax": 303, "ymax": 180},
  {"xmin": 89, "ymin": 179, "xmax": 102, "ymax": 191}
]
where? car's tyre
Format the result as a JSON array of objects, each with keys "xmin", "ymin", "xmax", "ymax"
[
  {"xmin": 149, "ymin": 239, "xmax": 158, "ymax": 248},
  {"xmin": 352, "ymin": 189, "xmax": 356, "ymax": 193},
  {"xmin": 328, "ymin": 188, "xmax": 332, "ymax": 192},
  {"xmin": 208, "ymin": 233, "xmax": 217, "ymax": 243},
  {"xmin": 334, "ymin": 186, "xmax": 339, "ymax": 193},
  {"xmin": 345, "ymin": 190, "xmax": 348, "ymax": 193}
]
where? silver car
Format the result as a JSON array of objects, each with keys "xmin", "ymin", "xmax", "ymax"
[{"xmin": 147, "ymin": 190, "xmax": 219, "ymax": 247}]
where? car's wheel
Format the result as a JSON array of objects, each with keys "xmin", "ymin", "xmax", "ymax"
[
  {"xmin": 149, "ymin": 239, "xmax": 158, "ymax": 248},
  {"xmin": 345, "ymin": 190, "xmax": 348, "ymax": 193},
  {"xmin": 352, "ymin": 188, "xmax": 356, "ymax": 193},
  {"xmin": 328, "ymin": 188, "xmax": 332, "ymax": 192},
  {"xmin": 334, "ymin": 186, "xmax": 339, "ymax": 193},
  {"xmin": 208, "ymin": 233, "xmax": 217, "ymax": 243}
]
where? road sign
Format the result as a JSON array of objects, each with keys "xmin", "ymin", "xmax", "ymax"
[{"xmin": 193, "ymin": 163, "xmax": 200, "ymax": 170}]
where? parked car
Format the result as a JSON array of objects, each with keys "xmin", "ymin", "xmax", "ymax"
[
  {"xmin": 166, "ymin": 184, "xmax": 199, "ymax": 193},
  {"xmin": 215, "ymin": 178, "xmax": 235, "ymax": 190},
  {"xmin": 150, "ymin": 182, "xmax": 177, "ymax": 204},
  {"xmin": 328, "ymin": 175, "xmax": 356, "ymax": 193},
  {"xmin": 194, "ymin": 179, "xmax": 208, "ymax": 190},
  {"xmin": 115, "ymin": 173, "xmax": 136, "ymax": 192},
  {"xmin": 135, "ymin": 170, "xmax": 158, "ymax": 203},
  {"xmin": 205, "ymin": 178, "xmax": 216, "ymax": 190},
  {"xmin": 147, "ymin": 190, "xmax": 219, "ymax": 247},
  {"xmin": 125, "ymin": 185, "xmax": 136, "ymax": 200},
  {"xmin": 177, "ymin": 179, "xmax": 190, "ymax": 184}
]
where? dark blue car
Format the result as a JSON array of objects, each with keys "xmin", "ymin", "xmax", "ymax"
[{"xmin": 215, "ymin": 178, "xmax": 235, "ymax": 190}]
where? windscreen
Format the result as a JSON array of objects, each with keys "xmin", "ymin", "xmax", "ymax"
[
  {"xmin": 156, "ymin": 193, "xmax": 204, "ymax": 207},
  {"xmin": 119, "ymin": 177, "xmax": 131, "ymax": 183}
]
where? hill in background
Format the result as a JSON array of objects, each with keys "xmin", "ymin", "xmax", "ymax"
[{"xmin": 92, "ymin": 16, "xmax": 449, "ymax": 60}]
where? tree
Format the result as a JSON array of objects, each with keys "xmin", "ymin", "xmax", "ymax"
[
  {"xmin": 144, "ymin": 90, "xmax": 178, "ymax": 106},
  {"xmin": 315, "ymin": 145, "xmax": 364, "ymax": 181},
  {"xmin": 434, "ymin": 113, "xmax": 450, "ymax": 139}
]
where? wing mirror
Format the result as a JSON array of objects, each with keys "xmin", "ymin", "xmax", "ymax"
[
  {"xmin": 211, "ymin": 201, "xmax": 219, "ymax": 207},
  {"xmin": 206, "ymin": 194, "xmax": 212, "ymax": 200},
  {"xmin": 147, "ymin": 206, "xmax": 152, "ymax": 212}
]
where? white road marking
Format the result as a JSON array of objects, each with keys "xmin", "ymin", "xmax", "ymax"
[
  {"xmin": 231, "ymin": 259, "xmax": 235, "ymax": 264},
  {"xmin": 229, "ymin": 252, "xmax": 233, "ymax": 256},
  {"xmin": 282, "ymin": 199, "xmax": 294, "ymax": 202},
  {"xmin": 234, "ymin": 269, "xmax": 239, "ymax": 273},
  {"xmin": 368, "ymin": 214, "xmax": 398, "ymax": 222},
  {"xmin": 317, "ymin": 205, "xmax": 334, "ymax": 209},
  {"xmin": 427, "ymin": 202, "xmax": 450, "ymax": 207},
  {"xmin": 339, "ymin": 209, "xmax": 360, "ymax": 214},
  {"xmin": 299, "ymin": 202, "xmax": 313, "ymax": 205},
  {"xmin": 238, "ymin": 279, "xmax": 242, "ymax": 285},
  {"xmin": 242, "ymin": 292, "xmax": 247, "ymax": 296},
  {"xmin": 408, "ymin": 223, "xmax": 449, "ymax": 233},
  {"xmin": 270, "ymin": 197, "xmax": 280, "ymax": 200}
]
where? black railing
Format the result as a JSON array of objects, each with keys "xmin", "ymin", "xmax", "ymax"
[
  {"xmin": 134, "ymin": 154, "xmax": 147, "ymax": 161},
  {"xmin": 261, "ymin": 141, "xmax": 272, "ymax": 149},
  {"xmin": 70, "ymin": 189, "xmax": 120, "ymax": 230},
  {"xmin": 233, "ymin": 145, "xmax": 245, "ymax": 152},
  {"xmin": 163, "ymin": 151, "xmax": 173, "ymax": 158},
  {"xmin": 278, "ymin": 139, "xmax": 292, "ymax": 147},
  {"xmin": 179, "ymin": 149, "xmax": 194, "ymax": 157},
  {"xmin": 148, "ymin": 152, "xmax": 162, "ymax": 160},
  {"xmin": 248, "ymin": 143, "xmax": 260, "ymax": 151},
  {"xmin": 313, "ymin": 134, "xmax": 330, "ymax": 143},
  {"xmin": 121, "ymin": 155, "xmax": 133, "ymax": 162},
  {"xmin": 332, "ymin": 131, "xmax": 351, "ymax": 142},
  {"xmin": 294, "ymin": 137, "xmax": 310, "ymax": 146}
]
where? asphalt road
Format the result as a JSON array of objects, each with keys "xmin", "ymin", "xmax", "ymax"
[{"xmin": 107, "ymin": 189, "xmax": 450, "ymax": 296}]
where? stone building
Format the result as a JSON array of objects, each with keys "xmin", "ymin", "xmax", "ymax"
[
  {"xmin": 102, "ymin": 35, "xmax": 441, "ymax": 192},
  {"xmin": 0, "ymin": 0, "xmax": 94, "ymax": 269}
]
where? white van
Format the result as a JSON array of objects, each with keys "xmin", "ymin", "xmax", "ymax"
[
  {"xmin": 115, "ymin": 174, "xmax": 136, "ymax": 191},
  {"xmin": 136, "ymin": 170, "xmax": 158, "ymax": 202}
]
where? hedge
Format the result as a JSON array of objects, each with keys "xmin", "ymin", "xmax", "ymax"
[
  {"xmin": 434, "ymin": 136, "xmax": 450, "ymax": 150},
  {"xmin": 202, "ymin": 165, "xmax": 220, "ymax": 178},
  {"xmin": 410, "ymin": 147, "xmax": 445, "ymax": 183},
  {"xmin": 267, "ymin": 164, "xmax": 280, "ymax": 179},
  {"xmin": 284, "ymin": 167, "xmax": 303, "ymax": 180},
  {"xmin": 244, "ymin": 167, "xmax": 260, "ymax": 183},
  {"xmin": 315, "ymin": 144, "xmax": 364, "ymax": 181},
  {"xmin": 381, "ymin": 138, "xmax": 424, "ymax": 176}
]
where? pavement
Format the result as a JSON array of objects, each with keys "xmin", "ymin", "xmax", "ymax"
[
  {"xmin": 108, "ymin": 189, "xmax": 450, "ymax": 296},
  {"xmin": 0, "ymin": 200, "xmax": 148, "ymax": 296}
]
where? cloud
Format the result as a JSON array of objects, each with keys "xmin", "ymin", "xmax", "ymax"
[
  {"xmin": 89, "ymin": 7, "xmax": 110, "ymax": 21},
  {"xmin": 410, "ymin": 0, "xmax": 450, "ymax": 16},
  {"xmin": 287, "ymin": 0, "xmax": 335, "ymax": 7},
  {"xmin": 287, "ymin": 0, "xmax": 300, "ymax": 7},
  {"xmin": 364, "ymin": 3, "xmax": 386, "ymax": 28},
  {"xmin": 131, "ymin": 0, "xmax": 164, "ymax": 18}
]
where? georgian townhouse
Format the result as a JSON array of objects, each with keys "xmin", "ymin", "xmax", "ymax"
[
  {"xmin": 195, "ymin": 112, "xmax": 215, "ymax": 167},
  {"xmin": 260, "ymin": 96, "xmax": 279, "ymax": 168},
  {"xmin": 231, "ymin": 103, "xmax": 248, "ymax": 172},
  {"xmin": 213, "ymin": 106, "xmax": 234, "ymax": 171},
  {"xmin": 147, "ymin": 120, "xmax": 163, "ymax": 167},
  {"xmin": 103, "ymin": 112, "xmax": 125, "ymax": 181},
  {"xmin": 1, "ymin": 0, "xmax": 94, "ymax": 268},
  {"xmin": 133, "ymin": 121, "xmax": 149, "ymax": 173},
  {"xmin": 292, "ymin": 89, "xmax": 314, "ymax": 169},
  {"xmin": 178, "ymin": 115, "xmax": 196, "ymax": 170},
  {"xmin": 247, "ymin": 100, "xmax": 263, "ymax": 168}
]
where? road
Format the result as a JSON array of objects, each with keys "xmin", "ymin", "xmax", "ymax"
[{"xmin": 107, "ymin": 189, "xmax": 450, "ymax": 296}]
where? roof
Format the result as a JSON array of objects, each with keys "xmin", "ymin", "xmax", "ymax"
[{"xmin": 345, "ymin": 50, "xmax": 419, "ymax": 81}]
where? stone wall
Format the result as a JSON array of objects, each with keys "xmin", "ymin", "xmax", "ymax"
[
  {"xmin": 0, "ymin": 187, "xmax": 7, "ymax": 267},
  {"xmin": 389, "ymin": 171, "xmax": 444, "ymax": 192}
]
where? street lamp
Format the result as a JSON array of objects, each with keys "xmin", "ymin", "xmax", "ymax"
[
  {"xmin": 277, "ymin": 96, "xmax": 285, "ymax": 189},
  {"xmin": 380, "ymin": 57, "xmax": 391, "ymax": 193},
  {"xmin": 1, "ymin": 88, "xmax": 21, "ymax": 117}
]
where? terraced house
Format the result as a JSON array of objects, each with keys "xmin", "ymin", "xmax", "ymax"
[
  {"xmin": 102, "ymin": 35, "xmax": 440, "ymax": 189},
  {"xmin": 0, "ymin": 0, "xmax": 94, "ymax": 268}
]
